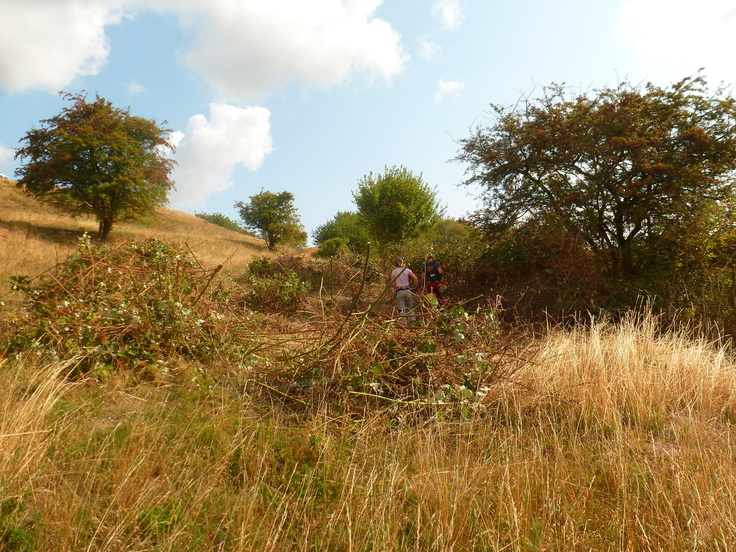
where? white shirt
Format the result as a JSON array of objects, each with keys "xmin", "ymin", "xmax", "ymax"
[{"xmin": 391, "ymin": 266, "xmax": 414, "ymax": 288}]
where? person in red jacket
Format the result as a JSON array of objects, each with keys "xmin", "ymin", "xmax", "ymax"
[{"xmin": 421, "ymin": 253, "xmax": 444, "ymax": 299}]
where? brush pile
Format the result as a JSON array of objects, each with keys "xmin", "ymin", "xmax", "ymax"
[
  {"xmin": 4, "ymin": 234, "xmax": 269, "ymax": 377},
  {"xmin": 3, "ymin": 235, "xmax": 522, "ymax": 416}
]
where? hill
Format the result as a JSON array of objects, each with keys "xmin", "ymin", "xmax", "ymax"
[{"xmin": 0, "ymin": 177, "xmax": 273, "ymax": 299}]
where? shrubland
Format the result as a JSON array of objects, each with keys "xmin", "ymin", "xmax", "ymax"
[
  {"xmin": 3, "ymin": 302, "xmax": 736, "ymax": 550},
  {"xmin": 3, "ymin": 188, "xmax": 736, "ymax": 549}
]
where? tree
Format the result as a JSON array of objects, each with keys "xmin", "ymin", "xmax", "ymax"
[
  {"xmin": 312, "ymin": 211, "xmax": 370, "ymax": 254},
  {"xmin": 352, "ymin": 165, "xmax": 443, "ymax": 259},
  {"xmin": 235, "ymin": 190, "xmax": 307, "ymax": 250},
  {"xmin": 456, "ymin": 75, "xmax": 736, "ymax": 277},
  {"xmin": 15, "ymin": 92, "xmax": 175, "ymax": 240}
]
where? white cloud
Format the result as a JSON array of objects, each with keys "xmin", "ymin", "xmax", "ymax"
[
  {"xmin": 434, "ymin": 78, "xmax": 464, "ymax": 103},
  {"xmin": 178, "ymin": 0, "xmax": 409, "ymax": 103},
  {"xmin": 0, "ymin": 0, "xmax": 408, "ymax": 101},
  {"xmin": 0, "ymin": 0, "xmax": 126, "ymax": 92},
  {"xmin": 168, "ymin": 103, "xmax": 273, "ymax": 208},
  {"xmin": 0, "ymin": 1, "xmax": 405, "ymax": 204},
  {"xmin": 417, "ymin": 34, "xmax": 442, "ymax": 60},
  {"xmin": 431, "ymin": 0, "xmax": 464, "ymax": 30},
  {"xmin": 126, "ymin": 81, "xmax": 146, "ymax": 96},
  {"xmin": 615, "ymin": 0, "xmax": 736, "ymax": 84}
]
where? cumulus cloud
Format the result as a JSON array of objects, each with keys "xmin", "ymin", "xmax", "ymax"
[
  {"xmin": 0, "ymin": 0, "xmax": 407, "ymax": 204},
  {"xmin": 0, "ymin": 0, "xmax": 408, "ymax": 100},
  {"xmin": 168, "ymin": 103, "xmax": 273, "ymax": 208},
  {"xmin": 431, "ymin": 0, "xmax": 464, "ymax": 30},
  {"xmin": 615, "ymin": 0, "xmax": 736, "ymax": 83},
  {"xmin": 178, "ymin": 0, "xmax": 409, "ymax": 103},
  {"xmin": 417, "ymin": 34, "xmax": 442, "ymax": 60},
  {"xmin": 0, "ymin": 0, "xmax": 126, "ymax": 92},
  {"xmin": 434, "ymin": 78, "xmax": 464, "ymax": 103}
]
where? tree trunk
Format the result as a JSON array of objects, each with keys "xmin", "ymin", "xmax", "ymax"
[{"xmin": 98, "ymin": 218, "xmax": 114, "ymax": 240}]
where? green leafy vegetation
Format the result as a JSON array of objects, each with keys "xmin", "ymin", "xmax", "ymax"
[
  {"xmin": 312, "ymin": 211, "xmax": 370, "ymax": 255},
  {"xmin": 195, "ymin": 212, "xmax": 248, "ymax": 234},
  {"xmin": 353, "ymin": 165, "xmax": 443, "ymax": 261},
  {"xmin": 235, "ymin": 190, "xmax": 307, "ymax": 250},
  {"xmin": 4, "ymin": 234, "xmax": 269, "ymax": 376},
  {"xmin": 14, "ymin": 92, "xmax": 175, "ymax": 240},
  {"xmin": 0, "ymin": 497, "xmax": 39, "ymax": 552},
  {"xmin": 456, "ymin": 75, "xmax": 736, "ymax": 327}
]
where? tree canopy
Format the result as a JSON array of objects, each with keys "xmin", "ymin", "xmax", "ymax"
[
  {"xmin": 235, "ymin": 190, "xmax": 307, "ymax": 250},
  {"xmin": 15, "ymin": 92, "xmax": 176, "ymax": 240},
  {"xmin": 312, "ymin": 211, "xmax": 370, "ymax": 255},
  {"xmin": 456, "ymin": 75, "xmax": 736, "ymax": 277},
  {"xmin": 352, "ymin": 165, "xmax": 442, "ymax": 259}
]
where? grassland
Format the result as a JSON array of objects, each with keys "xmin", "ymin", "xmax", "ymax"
[
  {"xmin": 0, "ymin": 177, "xmax": 270, "ymax": 301},
  {"xmin": 2, "ymin": 179, "xmax": 736, "ymax": 550}
]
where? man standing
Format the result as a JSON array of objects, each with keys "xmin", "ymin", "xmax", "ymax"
[{"xmin": 422, "ymin": 253, "xmax": 444, "ymax": 299}]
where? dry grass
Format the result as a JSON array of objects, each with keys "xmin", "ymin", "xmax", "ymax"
[
  {"xmin": 0, "ymin": 178, "xmax": 276, "ymax": 300},
  {"xmin": 2, "ymin": 313, "xmax": 736, "ymax": 550},
  {"xmin": 4, "ymin": 179, "xmax": 736, "ymax": 550}
]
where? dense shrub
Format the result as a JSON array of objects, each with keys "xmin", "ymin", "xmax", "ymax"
[
  {"xmin": 4, "ymin": 235, "xmax": 262, "ymax": 376},
  {"xmin": 315, "ymin": 237, "xmax": 350, "ymax": 258},
  {"xmin": 241, "ymin": 255, "xmax": 312, "ymax": 312}
]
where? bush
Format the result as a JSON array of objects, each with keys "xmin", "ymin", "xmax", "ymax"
[
  {"xmin": 243, "ymin": 273, "xmax": 312, "ymax": 312},
  {"xmin": 195, "ymin": 212, "xmax": 248, "ymax": 234},
  {"xmin": 0, "ymin": 497, "xmax": 39, "ymax": 551},
  {"xmin": 3, "ymin": 235, "xmax": 261, "ymax": 376},
  {"xmin": 242, "ymin": 256, "xmax": 312, "ymax": 313},
  {"xmin": 316, "ymin": 237, "xmax": 350, "ymax": 258}
]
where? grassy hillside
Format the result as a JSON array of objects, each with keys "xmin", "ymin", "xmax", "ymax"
[
  {"xmin": 0, "ymin": 178, "xmax": 272, "ymax": 300},
  {"xmin": 3, "ymin": 179, "xmax": 736, "ymax": 550}
]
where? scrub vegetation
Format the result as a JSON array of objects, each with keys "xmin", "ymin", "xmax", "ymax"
[
  {"xmin": 3, "ymin": 176, "xmax": 736, "ymax": 550},
  {"xmin": 3, "ymin": 75, "xmax": 736, "ymax": 550}
]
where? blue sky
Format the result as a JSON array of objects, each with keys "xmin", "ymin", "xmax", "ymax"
[{"xmin": 1, "ymin": 0, "xmax": 735, "ymax": 243}]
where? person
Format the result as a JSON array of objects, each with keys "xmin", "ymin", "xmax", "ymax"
[
  {"xmin": 421, "ymin": 253, "xmax": 444, "ymax": 299},
  {"xmin": 386, "ymin": 256, "xmax": 418, "ymax": 323}
]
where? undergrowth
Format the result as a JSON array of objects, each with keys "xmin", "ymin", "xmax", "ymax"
[
  {"xmin": 4, "ymin": 236, "xmax": 736, "ymax": 549},
  {"xmin": 3, "ymin": 235, "xmax": 269, "ymax": 378},
  {"xmin": 2, "ymin": 236, "xmax": 515, "ymax": 418}
]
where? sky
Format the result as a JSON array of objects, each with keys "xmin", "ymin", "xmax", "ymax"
[{"xmin": 2, "ymin": 0, "xmax": 736, "ymax": 244}]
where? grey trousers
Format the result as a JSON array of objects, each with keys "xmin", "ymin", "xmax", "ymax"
[{"xmin": 395, "ymin": 289, "xmax": 416, "ymax": 322}]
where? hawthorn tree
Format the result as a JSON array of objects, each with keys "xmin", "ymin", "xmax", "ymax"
[
  {"xmin": 15, "ymin": 92, "xmax": 176, "ymax": 240},
  {"xmin": 456, "ymin": 75, "xmax": 736, "ymax": 277},
  {"xmin": 353, "ymin": 165, "xmax": 443, "ymax": 259},
  {"xmin": 235, "ymin": 190, "xmax": 307, "ymax": 250}
]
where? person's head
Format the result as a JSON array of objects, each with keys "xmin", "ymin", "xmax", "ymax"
[
  {"xmin": 426, "ymin": 253, "xmax": 434, "ymax": 261},
  {"xmin": 393, "ymin": 256, "xmax": 404, "ymax": 267}
]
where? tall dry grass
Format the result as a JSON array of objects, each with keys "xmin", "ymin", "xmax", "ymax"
[{"xmin": 3, "ymin": 312, "xmax": 736, "ymax": 550}]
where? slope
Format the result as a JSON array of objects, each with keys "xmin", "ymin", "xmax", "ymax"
[{"xmin": 0, "ymin": 177, "xmax": 272, "ymax": 300}]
